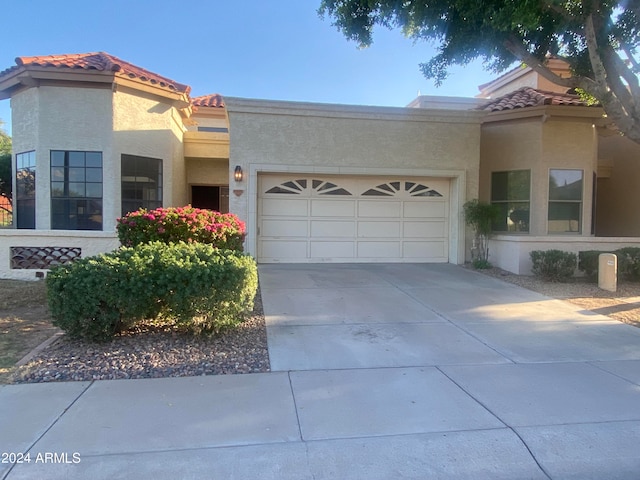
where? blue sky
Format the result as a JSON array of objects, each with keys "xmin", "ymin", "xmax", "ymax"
[{"xmin": 0, "ymin": 0, "xmax": 497, "ymax": 134}]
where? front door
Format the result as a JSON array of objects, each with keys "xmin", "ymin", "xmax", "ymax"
[{"xmin": 191, "ymin": 186, "xmax": 229, "ymax": 213}]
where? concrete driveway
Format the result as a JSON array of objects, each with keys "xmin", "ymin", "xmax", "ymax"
[{"xmin": 2, "ymin": 263, "xmax": 640, "ymax": 479}]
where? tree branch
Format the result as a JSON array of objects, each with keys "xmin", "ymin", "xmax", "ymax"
[
  {"xmin": 503, "ymin": 36, "xmax": 593, "ymax": 90},
  {"xmin": 540, "ymin": 0, "xmax": 578, "ymax": 22}
]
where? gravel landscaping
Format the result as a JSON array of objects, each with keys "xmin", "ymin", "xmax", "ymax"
[{"xmin": 10, "ymin": 289, "xmax": 269, "ymax": 384}]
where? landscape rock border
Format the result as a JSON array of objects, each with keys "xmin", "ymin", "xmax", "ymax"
[{"xmin": 10, "ymin": 289, "xmax": 269, "ymax": 384}]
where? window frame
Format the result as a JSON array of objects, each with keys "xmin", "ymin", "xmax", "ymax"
[
  {"xmin": 547, "ymin": 168, "xmax": 584, "ymax": 234},
  {"xmin": 490, "ymin": 169, "xmax": 531, "ymax": 233},
  {"xmin": 50, "ymin": 150, "xmax": 103, "ymax": 231},
  {"xmin": 121, "ymin": 154, "xmax": 163, "ymax": 216},
  {"xmin": 15, "ymin": 150, "xmax": 36, "ymax": 229}
]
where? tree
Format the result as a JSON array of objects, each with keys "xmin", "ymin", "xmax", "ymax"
[
  {"xmin": 319, "ymin": 0, "xmax": 640, "ymax": 143},
  {"xmin": 0, "ymin": 119, "xmax": 11, "ymax": 221},
  {"xmin": 0, "ymin": 119, "xmax": 10, "ymax": 156},
  {"xmin": 463, "ymin": 199, "xmax": 500, "ymax": 269}
]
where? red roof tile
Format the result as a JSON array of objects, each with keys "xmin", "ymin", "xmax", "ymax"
[
  {"xmin": 3, "ymin": 52, "xmax": 190, "ymax": 94},
  {"xmin": 480, "ymin": 87, "xmax": 595, "ymax": 111},
  {"xmin": 191, "ymin": 94, "xmax": 225, "ymax": 108}
]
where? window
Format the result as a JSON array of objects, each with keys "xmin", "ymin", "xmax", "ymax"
[
  {"xmin": 491, "ymin": 170, "xmax": 530, "ymax": 232},
  {"xmin": 16, "ymin": 151, "xmax": 36, "ymax": 229},
  {"xmin": 51, "ymin": 151, "xmax": 103, "ymax": 230},
  {"xmin": 121, "ymin": 155, "xmax": 162, "ymax": 216},
  {"xmin": 197, "ymin": 126, "xmax": 228, "ymax": 133},
  {"xmin": 548, "ymin": 169, "xmax": 583, "ymax": 233}
]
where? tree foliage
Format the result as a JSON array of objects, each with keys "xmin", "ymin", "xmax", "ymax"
[
  {"xmin": 0, "ymin": 119, "xmax": 10, "ymax": 156},
  {"xmin": 0, "ymin": 153, "xmax": 10, "ymax": 205},
  {"xmin": 463, "ymin": 199, "xmax": 500, "ymax": 268},
  {"xmin": 0, "ymin": 120, "xmax": 11, "ymax": 214},
  {"xmin": 319, "ymin": 0, "xmax": 640, "ymax": 143}
]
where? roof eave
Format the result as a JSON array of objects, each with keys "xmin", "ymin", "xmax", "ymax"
[{"xmin": 482, "ymin": 104, "xmax": 604, "ymax": 123}]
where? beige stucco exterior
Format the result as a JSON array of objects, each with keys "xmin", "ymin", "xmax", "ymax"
[
  {"xmin": 480, "ymin": 106, "xmax": 600, "ymax": 237},
  {"xmin": 0, "ymin": 230, "xmax": 120, "ymax": 280},
  {"xmin": 113, "ymin": 86, "xmax": 187, "ymax": 218},
  {"xmin": 225, "ymin": 97, "xmax": 485, "ymax": 264},
  {"xmin": 2, "ymin": 81, "xmax": 192, "ymax": 277},
  {"xmin": 596, "ymin": 134, "xmax": 640, "ymax": 237},
  {"xmin": 2, "ymin": 53, "xmax": 639, "ymax": 278}
]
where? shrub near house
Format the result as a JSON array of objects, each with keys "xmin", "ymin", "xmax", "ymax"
[
  {"xmin": 117, "ymin": 206, "xmax": 246, "ymax": 249},
  {"xmin": 48, "ymin": 207, "xmax": 256, "ymax": 342}
]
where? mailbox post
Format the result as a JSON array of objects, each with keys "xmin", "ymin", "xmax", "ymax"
[{"xmin": 598, "ymin": 253, "xmax": 617, "ymax": 292}]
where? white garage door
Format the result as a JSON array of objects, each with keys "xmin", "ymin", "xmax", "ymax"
[{"xmin": 258, "ymin": 174, "xmax": 450, "ymax": 263}]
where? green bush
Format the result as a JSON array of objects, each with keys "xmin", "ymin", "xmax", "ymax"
[
  {"xmin": 472, "ymin": 258, "xmax": 492, "ymax": 270},
  {"xmin": 117, "ymin": 206, "xmax": 246, "ymax": 251},
  {"xmin": 616, "ymin": 247, "xmax": 640, "ymax": 281},
  {"xmin": 530, "ymin": 249, "xmax": 577, "ymax": 282},
  {"xmin": 578, "ymin": 250, "xmax": 607, "ymax": 280},
  {"xmin": 47, "ymin": 242, "xmax": 258, "ymax": 341}
]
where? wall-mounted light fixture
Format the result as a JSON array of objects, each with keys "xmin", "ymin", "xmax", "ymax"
[{"xmin": 234, "ymin": 165, "xmax": 243, "ymax": 182}]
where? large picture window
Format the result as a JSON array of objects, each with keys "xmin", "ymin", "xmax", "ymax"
[
  {"xmin": 491, "ymin": 170, "xmax": 530, "ymax": 232},
  {"xmin": 121, "ymin": 154, "xmax": 162, "ymax": 216},
  {"xmin": 548, "ymin": 169, "xmax": 583, "ymax": 233},
  {"xmin": 51, "ymin": 151, "xmax": 103, "ymax": 230},
  {"xmin": 16, "ymin": 151, "xmax": 36, "ymax": 229}
]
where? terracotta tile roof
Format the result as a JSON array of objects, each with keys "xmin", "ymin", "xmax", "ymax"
[
  {"xmin": 480, "ymin": 87, "xmax": 595, "ymax": 111},
  {"xmin": 191, "ymin": 94, "xmax": 225, "ymax": 108},
  {"xmin": 2, "ymin": 52, "xmax": 190, "ymax": 94}
]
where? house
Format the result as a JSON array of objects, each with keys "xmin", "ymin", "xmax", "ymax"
[{"xmin": 0, "ymin": 52, "xmax": 637, "ymax": 279}]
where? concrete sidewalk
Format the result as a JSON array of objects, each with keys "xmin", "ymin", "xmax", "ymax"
[{"xmin": 3, "ymin": 264, "xmax": 640, "ymax": 479}]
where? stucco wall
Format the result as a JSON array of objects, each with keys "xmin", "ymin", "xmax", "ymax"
[
  {"xmin": 490, "ymin": 235, "xmax": 640, "ymax": 275},
  {"xmin": 14, "ymin": 86, "xmax": 114, "ymax": 230},
  {"xmin": 480, "ymin": 112, "xmax": 598, "ymax": 237},
  {"xmin": 226, "ymin": 98, "xmax": 484, "ymax": 263},
  {"xmin": 596, "ymin": 135, "xmax": 640, "ymax": 236},
  {"xmin": 11, "ymin": 85, "xmax": 185, "ymax": 233},
  {"xmin": 186, "ymin": 158, "xmax": 229, "ymax": 186},
  {"xmin": 479, "ymin": 117, "xmax": 542, "ymax": 232},
  {"xmin": 113, "ymin": 87, "xmax": 186, "ymax": 215},
  {"xmin": 11, "ymin": 88, "xmax": 39, "ymax": 156},
  {"xmin": 0, "ymin": 230, "xmax": 120, "ymax": 280}
]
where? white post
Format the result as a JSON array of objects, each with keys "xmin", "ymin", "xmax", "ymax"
[{"xmin": 598, "ymin": 253, "xmax": 617, "ymax": 292}]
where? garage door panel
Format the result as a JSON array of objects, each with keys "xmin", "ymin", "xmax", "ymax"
[
  {"xmin": 258, "ymin": 174, "xmax": 450, "ymax": 263},
  {"xmin": 261, "ymin": 198, "xmax": 308, "ymax": 216},
  {"xmin": 358, "ymin": 201, "xmax": 401, "ymax": 217},
  {"xmin": 310, "ymin": 241, "xmax": 355, "ymax": 258},
  {"xmin": 358, "ymin": 221, "xmax": 400, "ymax": 238},
  {"xmin": 311, "ymin": 220, "xmax": 356, "ymax": 237},
  {"xmin": 404, "ymin": 221, "xmax": 446, "ymax": 238},
  {"xmin": 261, "ymin": 220, "xmax": 307, "ymax": 238},
  {"xmin": 261, "ymin": 240, "xmax": 308, "ymax": 259},
  {"xmin": 311, "ymin": 199, "xmax": 355, "ymax": 217},
  {"xmin": 403, "ymin": 241, "xmax": 447, "ymax": 259},
  {"xmin": 357, "ymin": 241, "xmax": 401, "ymax": 258},
  {"xmin": 403, "ymin": 202, "xmax": 446, "ymax": 218}
]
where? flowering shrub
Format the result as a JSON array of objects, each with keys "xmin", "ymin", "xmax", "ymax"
[{"xmin": 117, "ymin": 206, "xmax": 245, "ymax": 251}]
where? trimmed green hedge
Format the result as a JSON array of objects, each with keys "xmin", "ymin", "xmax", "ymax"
[
  {"xmin": 616, "ymin": 247, "xmax": 640, "ymax": 281},
  {"xmin": 47, "ymin": 242, "xmax": 258, "ymax": 341},
  {"xmin": 530, "ymin": 249, "xmax": 577, "ymax": 282},
  {"xmin": 578, "ymin": 250, "xmax": 608, "ymax": 279},
  {"xmin": 577, "ymin": 247, "xmax": 640, "ymax": 281}
]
